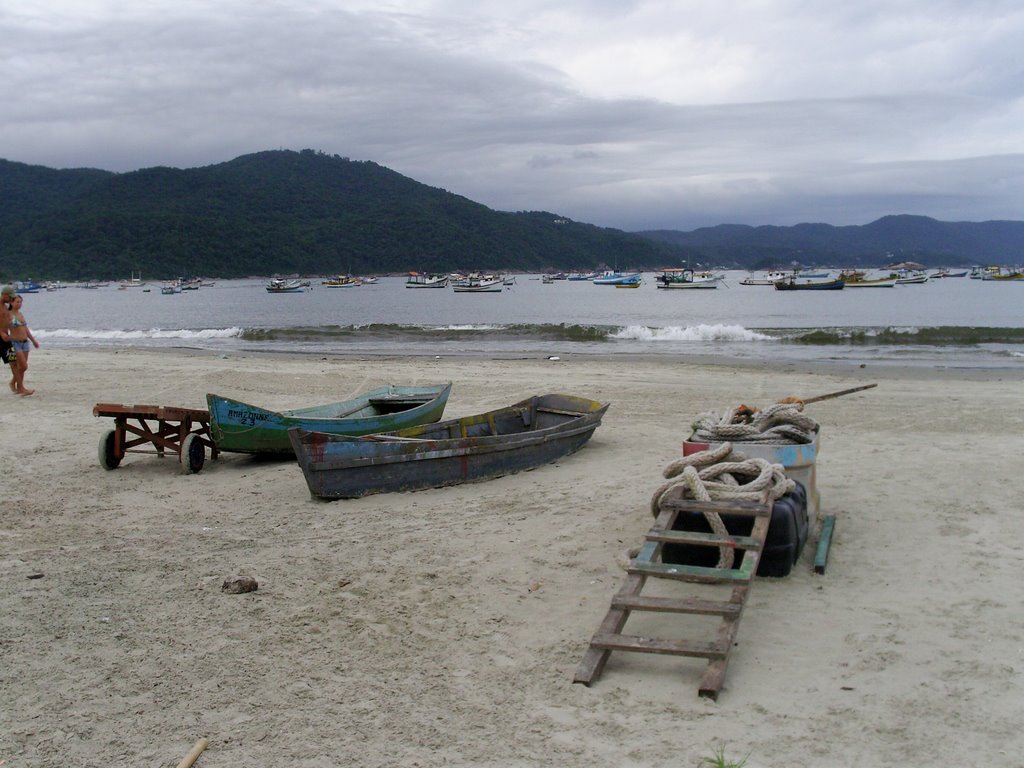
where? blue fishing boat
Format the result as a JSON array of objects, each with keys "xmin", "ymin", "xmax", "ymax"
[{"xmin": 593, "ymin": 271, "xmax": 642, "ymax": 285}]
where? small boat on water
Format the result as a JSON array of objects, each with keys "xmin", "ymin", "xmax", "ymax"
[
  {"xmin": 739, "ymin": 271, "xmax": 788, "ymax": 286},
  {"xmin": 406, "ymin": 272, "xmax": 449, "ymax": 288},
  {"xmin": 610, "ymin": 274, "xmax": 642, "ymax": 288},
  {"xmin": 453, "ymin": 276, "xmax": 504, "ymax": 292},
  {"xmin": 322, "ymin": 275, "xmax": 361, "ymax": 288},
  {"xmin": 839, "ymin": 270, "xmax": 897, "ymax": 288},
  {"xmin": 774, "ymin": 274, "xmax": 844, "ymax": 291},
  {"xmin": 207, "ymin": 383, "xmax": 453, "ymax": 455},
  {"xmin": 981, "ymin": 269, "xmax": 1024, "ymax": 281},
  {"xmin": 289, "ymin": 393, "xmax": 609, "ymax": 499},
  {"xmin": 655, "ymin": 268, "xmax": 717, "ymax": 289},
  {"xmin": 120, "ymin": 273, "xmax": 146, "ymax": 289},
  {"xmin": 266, "ymin": 278, "xmax": 306, "ymax": 293},
  {"xmin": 895, "ymin": 270, "xmax": 929, "ymax": 284},
  {"xmin": 593, "ymin": 271, "xmax": 642, "ymax": 286}
]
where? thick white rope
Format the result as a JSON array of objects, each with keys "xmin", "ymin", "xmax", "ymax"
[
  {"xmin": 691, "ymin": 401, "xmax": 818, "ymax": 444},
  {"xmin": 650, "ymin": 442, "xmax": 795, "ymax": 568}
]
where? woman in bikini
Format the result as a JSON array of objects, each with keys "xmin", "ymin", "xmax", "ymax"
[
  {"xmin": 7, "ymin": 292, "xmax": 39, "ymax": 396},
  {"xmin": 1, "ymin": 285, "xmax": 18, "ymax": 393}
]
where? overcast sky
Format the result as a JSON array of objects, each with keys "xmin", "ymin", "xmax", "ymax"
[{"xmin": 3, "ymin": 1, "xmax": 1023, "ymax": 231}]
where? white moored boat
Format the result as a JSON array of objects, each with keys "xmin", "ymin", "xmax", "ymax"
[{"xmin": 406, "ymin": 272, "xmax": 449, "ymax": 288}]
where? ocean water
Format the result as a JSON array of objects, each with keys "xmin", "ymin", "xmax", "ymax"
[{"xmin": 23, "ymin": 273, "xmax": 1024, "ymax": 369}]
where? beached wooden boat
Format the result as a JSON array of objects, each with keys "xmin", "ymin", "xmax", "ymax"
[
  {"xmin": 289, "ymin": 393, "xmax": 609, "ymax": 498},
  {"xmin": 207, "ymin": 383, "xmax": 453, "ymax": 455}
]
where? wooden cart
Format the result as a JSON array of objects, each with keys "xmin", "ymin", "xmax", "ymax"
[{"xmin": 93, "ymin": 403, "xmax": 219, "ymax": 474}]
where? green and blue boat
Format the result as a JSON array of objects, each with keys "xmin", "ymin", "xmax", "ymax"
[{"xmin": 207, "ymin": 382, "xmax": 452, "ymax": 455}]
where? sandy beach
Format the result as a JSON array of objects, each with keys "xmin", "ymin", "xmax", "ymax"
[{"xmin": 1, "ymin": 347, "xmax": 1022, "ymax": 767}]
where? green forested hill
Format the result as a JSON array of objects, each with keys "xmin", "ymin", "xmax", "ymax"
[
  {"xmin": 3, "ymin": 149, "xmax": 1022, "ymax": 280},
  {"xmin": 0, "ymin": 150, "xmax": 677, "ymax": 280}
]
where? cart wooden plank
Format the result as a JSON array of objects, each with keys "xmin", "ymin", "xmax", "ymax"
[{"xmin": 94, "ymin": 402, "xmax": 218, "ymax": 473}]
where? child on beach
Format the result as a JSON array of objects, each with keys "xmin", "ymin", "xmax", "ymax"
[{"xmin": 4, "ymin": 289, "xmax": 39, "ymax": 396}]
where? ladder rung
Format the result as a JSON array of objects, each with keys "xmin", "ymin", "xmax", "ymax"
[
  {"xmin": 646, "ymin": 529, "xmax": 762, "ymax": 550},
  {"xmin": 589, "ymin": 632, "xmax": 727, "ymax": 659},
  {"xmin": 658, "ymin": 498, "xmax": 772, "ymax": 517},
  {"xmin": 628, "ymin": 558, "xmax": 757, "ymax": 583},
  {"xmin": 611, "ymin": 594, "xmax": 742, "ymax": 616}
]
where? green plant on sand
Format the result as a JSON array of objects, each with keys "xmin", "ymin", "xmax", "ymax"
[{"xmin": 701, "ymin": 742, "xmax": 751, "ymax": 768}]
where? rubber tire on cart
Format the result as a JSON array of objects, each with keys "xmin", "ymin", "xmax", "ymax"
[
  {"xmin": 98, "ymin": 429, "xmax": 122, "ymax": 470},
  {"xmin": 180, "ymin": 433, "xmax": 206, "ymax": 475}
]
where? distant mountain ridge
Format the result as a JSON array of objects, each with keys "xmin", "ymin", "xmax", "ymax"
[
  {"xmin": 639, "ymin": 216, "xmax": 1024, "ymax": 268},
  {"xmin": 1, "ymin": 149, "xmax": 1021, "ymax": 279}
]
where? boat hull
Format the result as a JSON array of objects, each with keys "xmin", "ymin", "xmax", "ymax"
[
  {"xmin": 289, "ymin": 393, "xmax": 609, "ymax": 498},
  {"xmin": 656, "ymin": 280, "xmax": 717, "ymax": 289},
  {"xmin": 453, "ymin": 279, "xmax": 503, "ymax": 292},
  {"xmin": 208, "ymin": 383, "xmax": 452, "ymax": 455},
  {"xmin": 774, "ymin": 278, "xmax": 845, "ymax": 291},
  {"xmin": 593, "ymin": 273, "xmax": 641, "ymax": 285},
  {"xmin": 842, "ymin": 278, "xmax": 897, "ymax": 287}
]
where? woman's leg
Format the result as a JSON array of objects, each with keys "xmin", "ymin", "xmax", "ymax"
[{"xmin": 15, "ymin": 350, "xmax": 31, "ymax": 395}]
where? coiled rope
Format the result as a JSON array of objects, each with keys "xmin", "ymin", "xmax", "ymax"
[
  {"xmin": 649, "ymin": 442, "xmax": 795, "ymax": 569},
  {"xmin": 690, "ymin": 401, "xmax": 818, "ymax": 444}
]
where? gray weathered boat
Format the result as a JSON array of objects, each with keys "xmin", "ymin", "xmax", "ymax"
[{"xmin": 288, "ymin": 393, "xmax": 609, "ymax": 498}]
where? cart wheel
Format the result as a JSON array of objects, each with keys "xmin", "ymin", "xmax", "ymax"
[
  {"xmin": 98, "ymin": 429, "xmax": 122, "ymax": 470},
  {"xmin": 180, "ymin": 434, "xmax": 206, "ymax": 475}
]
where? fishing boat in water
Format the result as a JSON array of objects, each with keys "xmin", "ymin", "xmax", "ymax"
[
  {"xmin": 593, "ymin": 271, "xmax": 642, "ymax": 286},
  {"xmin": 322, "ymin": 275, "xmax": 362, "ymax": 287},
  {"xmin": 739, "ymin": 271, "xmax": 788, "ymax": 286},
  {"xmin": 774, "ymin": 274, "xmax": 845, "ymax": 291},
  {"xmin": 266, "ymin": 278, "xmax": 306, "ymax": 293},
  {"xmin": 208, "ymin": 383, "xmax": 453, "ymax": 455},
  {"xmin": 655, "ymin": 268, "xmax": 718, "ymax": 289},
  {"xmin": 839, "ymin": 270, "xmax": 897, "ymax": 288},
  {"xmin": 288, "ymin": 393, "xmax": 609, "ymax": 499},
  {"xmin": 453, "ymin": 276, "xmax": 504, "ymax": 292},
  {"xmin": 406, "ymin": 272, "xmax": 449, "ymax": 288},
  {"xmin": 895, "ymin": 270, "xmax": 930, "ymax": 284},
  {"xmin": 981, "ymin": 268, "xmax": 1024, "ymax": 281}
]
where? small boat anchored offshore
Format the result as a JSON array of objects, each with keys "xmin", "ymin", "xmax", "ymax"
[
  {"xmin": 655, "ymin": 268, "xmax": 719, "ymax": 289},
  {"xmin": 266, "ymin": 278, "xmax": 306, "ymax": 293},
  {"xmin": 773, "ymin": 273, "xmax": 844, "ymax": 291}
]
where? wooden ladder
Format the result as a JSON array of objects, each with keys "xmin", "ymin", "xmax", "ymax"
[{"xmin": 574, "ymin": 495, "xmax": 772, "ymax": 699}]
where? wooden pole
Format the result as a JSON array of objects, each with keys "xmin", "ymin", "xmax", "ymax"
[
  {"xmin": 175, "ymin": 738, "xmax": 209, "ymax": 768},
  {"xmin": 802, "ymin": 383, "xmax": 877, "ymax": 405}
]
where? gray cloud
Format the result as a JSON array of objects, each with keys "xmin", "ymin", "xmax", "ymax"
[{"xmin": 2, "ymin": 1, "xmax": 1022, "ymax": 230}]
